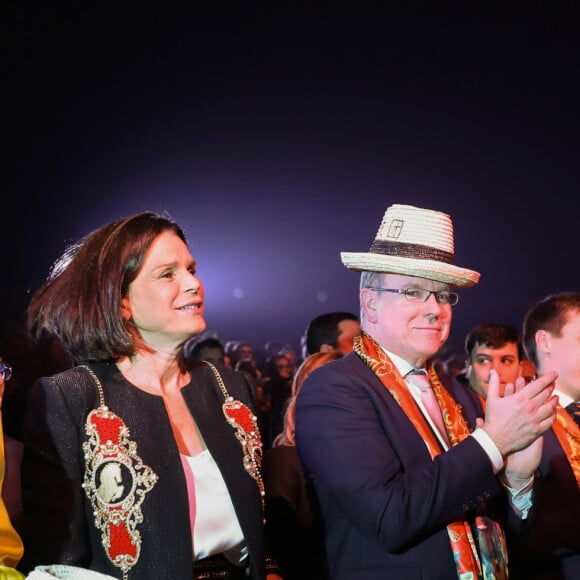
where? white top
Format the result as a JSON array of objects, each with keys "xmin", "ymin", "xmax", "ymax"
[{"xmin": 181, "ymin": 451, "xmax": 248, "ymax": 564}]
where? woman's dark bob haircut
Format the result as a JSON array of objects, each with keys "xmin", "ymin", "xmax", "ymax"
[{"xmin": 28, "ymin": 211, "xmax": 187, "ymax": 363}]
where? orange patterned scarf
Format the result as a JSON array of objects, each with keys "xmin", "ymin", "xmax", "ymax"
[
  {"xmin": 354, "ymin": 331, "xmax": 508, "ymax": 579},
  {"xmin": 551, "ymin": 406, "xmax": 580, "ymax": 489}
]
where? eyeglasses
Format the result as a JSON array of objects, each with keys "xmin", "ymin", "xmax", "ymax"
[{"xmin": 368, "ymin": 287, "xmax": 460, "ymax": 306}]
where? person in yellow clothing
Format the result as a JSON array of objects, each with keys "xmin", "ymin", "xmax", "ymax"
[{"xmin": 0, "ymin": 359, "xmax": 24, "ymax": 580}]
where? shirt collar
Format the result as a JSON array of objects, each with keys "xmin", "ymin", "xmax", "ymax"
[
  {"xmin": 380, "ymin": 347, "xmax": 422, "ymax": 378},
  {"xmin": 554, "ymin": 388, "xmax": 575, "ymax": 408}
]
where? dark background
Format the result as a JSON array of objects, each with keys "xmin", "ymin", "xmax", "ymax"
[{"xmin": 5, "ymin": 2, "xmax": 579, "ymax": 356}]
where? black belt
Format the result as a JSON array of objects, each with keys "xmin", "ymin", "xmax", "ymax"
[{"xmin": 194, "ymin": 553, "xmax": 247, "ymax": 579}]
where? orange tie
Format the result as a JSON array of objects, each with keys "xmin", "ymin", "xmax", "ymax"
[{"xmin": 407, "ymin": 369, "xmax": 449, "ymax": 445}]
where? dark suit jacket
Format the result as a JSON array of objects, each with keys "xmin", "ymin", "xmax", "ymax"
[
  {"xmin": 19, "ymin": 361, "xmax": 268, "ymax": 579},
  {"xmin": 509, "ymin": 427, "xmax": 580, "ymax": 579},
  {"xmin": 295, "ymin": 352, "xmax": 513, "ymax": 580}
]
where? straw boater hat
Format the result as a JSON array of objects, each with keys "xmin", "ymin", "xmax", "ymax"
[{"xmin": 341, "ymin": 203, "xmax": 480, "ymax": 288}]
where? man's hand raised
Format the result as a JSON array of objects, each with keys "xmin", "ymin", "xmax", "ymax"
[{"xmin": 482, "ymin": 368, "xmax": 558, "ymax": 457}]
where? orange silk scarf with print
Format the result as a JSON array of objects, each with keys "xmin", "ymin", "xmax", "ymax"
[
  {"xmin": 354, "ymin": 331, "xmax": 506, "ymax": 579},
  {"xmin": 551, "ymin": 406, "xmax": 580, "ymax": 489}
]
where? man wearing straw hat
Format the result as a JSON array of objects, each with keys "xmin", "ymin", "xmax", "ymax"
[{"xmin": 295, "ymin": 204, "xmax": 558, "ymax": 580}]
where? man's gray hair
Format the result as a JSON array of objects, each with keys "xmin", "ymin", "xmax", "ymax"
[
  {"xmin": 360, "ymin": 270, "xmax": 384, "ymax": 290},
  {"xmin": 359, "ymin": 271, "xmax": 387, "ymax": 326}
]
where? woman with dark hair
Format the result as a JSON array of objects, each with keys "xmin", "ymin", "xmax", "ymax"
[{"xmin": 20, "ymin": 212, "xmax": 280, "ymax": 580}]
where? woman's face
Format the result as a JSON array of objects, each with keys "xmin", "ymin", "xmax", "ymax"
[{"xmin": 121, "ymin": 231, "xmax": 206, "ymax": 351}]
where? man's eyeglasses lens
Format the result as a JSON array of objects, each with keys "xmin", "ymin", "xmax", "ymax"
[{"xmin": 368, "ymin": 287, "xmax": 459, "ymax": 305}]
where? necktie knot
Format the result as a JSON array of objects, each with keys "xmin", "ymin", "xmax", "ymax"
[{"xmin": 407, "ymin": 369, "xmax": 432, "ymax": 390}]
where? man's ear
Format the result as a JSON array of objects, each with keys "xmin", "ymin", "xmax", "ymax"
[
  {"xmin": 121, "ymin": 297, "xmax": 132, "ymax": 321},
  {"xmin": 319, "ymin": 344, "xmax": 333, "ymax": 353},
  {"xmin": 465, "ymin": 363, "xmax": 478, "ymax": 389},
  {"xmin": 535, "ymin": 329, "xmax": 551, "ymax": 356},
  {"xmin": 360, "ymin": 288, "xmax": 378, "ymax": 324}
]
